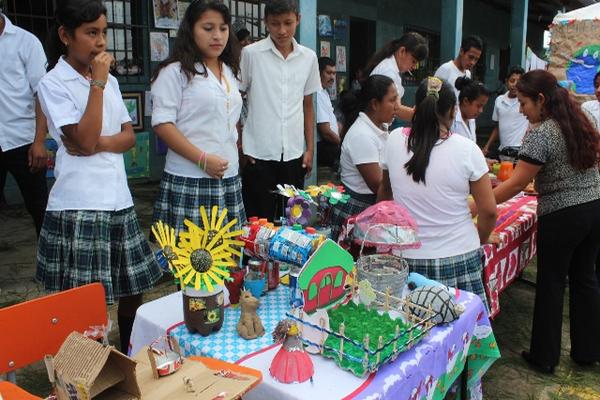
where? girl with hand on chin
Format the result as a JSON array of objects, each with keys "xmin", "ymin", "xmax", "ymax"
[{"xmin": 37, "ymin": 0, "xmax": 162, "ymax": 353}]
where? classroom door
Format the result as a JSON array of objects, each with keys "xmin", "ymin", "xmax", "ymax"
[{"xmin": 349, "ymin": 17, "xmax": 376, "ymax": 86}]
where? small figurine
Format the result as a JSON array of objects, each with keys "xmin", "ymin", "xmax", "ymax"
[
  {"xmin": 269, "ymin": 320, "xmax": 314, "ymax": 384},
  {"xmin": 237, "ymin": 290, "xmax": 265, "ymax": 340},
  {"xmin": 183, "ymin": 376, "xmax": 195, "ymax": 392},
  {"xmin": 358, "ymin": 279, "xmax": 376, "ymax": 308}
]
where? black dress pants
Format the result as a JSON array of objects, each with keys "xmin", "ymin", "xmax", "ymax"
[
  {"xmin": 529, "ymin": 199, "xmax": 600, "ymax": 366},
  {"xmin": 0, "ymin": 143, "xmax": 48, "ymax": 236},
  {"xmin": 241, "ymin": 156, "xmax": 305, "ymax": 221}
]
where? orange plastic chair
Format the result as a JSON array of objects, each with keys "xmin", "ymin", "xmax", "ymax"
[{"xmin": 0, "ymin": 283, "xmax": 108, "ymax": 400}]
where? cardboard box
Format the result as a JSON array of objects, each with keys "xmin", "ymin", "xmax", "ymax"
[{"xmin": 51, "ymin": 332, "xmax": 140, "ymax": 400}]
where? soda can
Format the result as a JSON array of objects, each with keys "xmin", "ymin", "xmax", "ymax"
[{"xmin": 267, "ymin": 261, "xmax": 280, "ymax": 290}]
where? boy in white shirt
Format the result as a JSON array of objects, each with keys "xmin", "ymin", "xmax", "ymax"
[
  {"xmin": 0, "ymin": 11, "xmax": 48, "ymax": 236},
  {"xmin": 240, "ymin": 0, "xmax": 321, "ymax": 220},
  {"xmin": 316, "ymin": 56, "xmax": 340, "ymax": 168},
  {"xmin": 483, "ymin": 66, "xmax": 529, "ymax": 159},
  {"xmin": 435, "ymin": 35, "xmax": 483, "ymax": 99}
]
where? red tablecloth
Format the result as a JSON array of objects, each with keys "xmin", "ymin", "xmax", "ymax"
[{"xmin": 482, "ymin": 195, "xmax": 538, "ymax": 319}]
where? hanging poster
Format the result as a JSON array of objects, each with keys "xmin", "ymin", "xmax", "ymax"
[
  {"xmin": 336, "ymin": 46, "xmax": 347, "ymax": 73},
  {"xmin": 150, "ymin": 32, "xmax": 169, "ymax": 61},
  {"xmin": 320, "ymin": 41, "xmax": 330, "ymax": 57},
  {"xmin": 124, "ymin": 132, "xmax": 150, "ymax": 178},
  {"xmin": 334, "ymin": 19, "xmax": 347, "ymax": 41},
  {"xmin": 152, "ymin": 0, "xmax": 179, "ymax": 29},
  {"xmin": 318, "ymin": 15, "xmax": 333, "ymax": 37}
]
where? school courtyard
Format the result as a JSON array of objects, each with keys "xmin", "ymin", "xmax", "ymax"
[{"xmin": 1, "ymin": 177, "xmax": 599, "ymax": 400}]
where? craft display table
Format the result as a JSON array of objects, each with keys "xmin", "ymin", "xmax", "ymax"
[
  {"xmin": 131, "ymin": 286, "xmax": 499, "ymax": 399},
  {"xmin": 483, "ymin": 195, "xmax": 538, "ymax": 318}
]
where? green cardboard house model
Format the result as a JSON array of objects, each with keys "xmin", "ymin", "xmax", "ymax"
[{"xmin": 297, "ymin": 239, "xmax": 354, "ymax": 314}]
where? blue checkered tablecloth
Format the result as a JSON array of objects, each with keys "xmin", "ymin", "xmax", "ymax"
[{"xmin": 170, "ymin": 285, "xmax": 290, "ymax": 362}]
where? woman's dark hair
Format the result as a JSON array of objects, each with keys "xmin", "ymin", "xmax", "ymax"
[
  {"xmin": 517, "ymin": 70, "xmax": 599, "ymax": 170},
  {"xmin": 365, "ymin": 32, "xmax": 428, "ymax": 76},
  {"xmin": 47, "ymin": 0, "xmax": 107, "ymax": 71},
  {"xmin": 594, "ymin": 71, "xmax": 600, "ymax": 88},
  {"xmin": 404, "ymin": 77, "xmax": 456, "ymax": 184},
  {"xmin": 456, "ymin": 76, "xmax": 490, "ymax": 104},
  {"xmin": 151, "ymin": 0, "xmax": 241, "ymax": 83},
  {"xmin": 339, "ymin": 75, "xmax": 394, "ymax": 138},
  {"xmin": 236, "ymin": 28, "xmax": 250, "ymax": 42}
]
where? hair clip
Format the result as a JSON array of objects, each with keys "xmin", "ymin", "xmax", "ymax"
[{"xmin": 426, "ymin": 76, "xmax": 442, "ymax": 100}]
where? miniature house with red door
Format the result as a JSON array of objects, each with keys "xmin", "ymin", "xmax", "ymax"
[{"xmin": 297, "ymin": 239, "xmax": 354, "ymax": 314}]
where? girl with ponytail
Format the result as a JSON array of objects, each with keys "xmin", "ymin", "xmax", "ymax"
[
  {"xmin": 378, "ymin": 76, "xmax": 497, "ymax": 309},
  {"xmin": 452, "ymin": 76, "xmax": 490, "ymax": 142},
  {"xmin": 491, "ymin": 69, "xmax": 600, "ymax": 374}
]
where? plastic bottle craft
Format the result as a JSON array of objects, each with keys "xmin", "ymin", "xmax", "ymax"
[{"xmin": 269, "ymin": 319, "xmax": 314, "ymax": 384}]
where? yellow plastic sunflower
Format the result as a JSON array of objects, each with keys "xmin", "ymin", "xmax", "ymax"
[{"xmin": 152, "ymin": 206, "xmax": 245, "ymax": 292}]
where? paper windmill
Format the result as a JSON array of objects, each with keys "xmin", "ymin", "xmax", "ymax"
[
  {"xmin": 286, "ymin": 195, "xmax": 312, "ymax": 226},
  {"xmin": 322, "ymin": 185, "xmax": 350, "ymax": 205},
  {"xmin": 151, "ymin": 206, "xmax": 245, "ymax": 292}
]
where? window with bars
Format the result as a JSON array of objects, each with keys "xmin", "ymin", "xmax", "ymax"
[
  {"xmin": 3, "ymin": 0, "xmax": 148, "ymax": 83},
  {"xmin": 223, "ymin": 0, "xmax": 266, "ymax": 41},
  {"xmin": 401, "ymin": 26, "xmax": 441, "ymax": 86}
]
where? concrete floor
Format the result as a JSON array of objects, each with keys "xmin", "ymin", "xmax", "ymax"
[{"xmin": 1, "ymin": 179, "xmax": 599, "ymax": 399}]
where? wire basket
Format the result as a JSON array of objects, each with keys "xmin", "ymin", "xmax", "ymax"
[{"xmin": 355, "ymin": 224, "xmax": 410, "ymax": 295}]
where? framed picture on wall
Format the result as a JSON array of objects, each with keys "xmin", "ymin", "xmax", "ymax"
[{"xmin": 122, "ymin": 92, "xmax": 143, "ymax": 130}]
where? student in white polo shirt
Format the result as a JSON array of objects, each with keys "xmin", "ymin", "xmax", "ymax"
[
  {"xmin": 435, "ymin": 35, "xmax": 483, "ymax": 99},
  {"xmin": 365, "ymin": 32, "xmax": 429, "ymax": 122},
  {"xmin": 36, "ymin": 0, "xmax": 161, "ymax": 354},
  {"xmin": 452, "ymin": 76, "xmax": 490, "ymax": 143},
  {"xmin": 151, "ymin": 1, "xmax": 245, "ymax": 234},
  {"xmin": 582, "ymin": 71, "xmax": 600, "ymax": 130},
  {"xmin": 316, "ymin": 56, "xmax": 340, "ymax": 168},
  {"xmin": 483, "ymin": 66, "xmax": 529, "ymax": 159},
  {"xmin": 0, "ymin": 9, "xmax": 48, "ymax": 235},
  {"xmin": 240, "ymin": 0, "xmax": 321, "ymax": 220}
]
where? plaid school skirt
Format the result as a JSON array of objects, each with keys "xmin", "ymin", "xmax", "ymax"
[
  {"xmin": 37, "ymin": 207, "xmax": 163, "ymax": 304},
  {"xmin": 404, "ymin": 248, "xmax": 489, "ymax": 311},
  {"xmin": 152, "ymin": 172, "xmax": 246, "ymax": 234},
  {"xmin": 329, "ymin": 186, "xmax": 377, "ymax": 241}
]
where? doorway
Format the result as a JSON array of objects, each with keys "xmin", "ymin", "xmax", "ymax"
[{"xmin": 349, "ymin": 17, "xmax": 376, "ymax": 87}]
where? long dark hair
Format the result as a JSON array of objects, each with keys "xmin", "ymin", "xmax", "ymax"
[
  {"xmin": 151, "ymin": 0, "xmax": 241, "ymax": 83},
  {"xmin": 517, "ymin": 70, "xmax": 599, "ymax": 170},
  {"xmin": 47, "ymin": 0, "xmax": 107, "ymax": 71},
  {"xmin": 455, "ymin": 76, "xmax": 490, "ymax": 104},
  {"xmin": 365, "ymin": 32, "xmax": 428, "ymax": 76},
  {"xmin": 404, "ymin": 77, "xmax": 456, "ymax": 184},
  {"xmin": 339, "ymin": 75, "xmax": 394, "ymax": 138}
]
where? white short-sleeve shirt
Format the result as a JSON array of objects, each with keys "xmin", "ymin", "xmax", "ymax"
[
  {"xmin": 340, "ymin": 112, "xmax": 388, "ymax": 194},
  {"xmin": 582, "ymin": 100, "xmax": 600, "ymax": 130},
  {"xmin": 492, "ymin": 92, "xmax": 529, "ymax": 149},
  {"xmin": 240, "ymin": 36, "xmax": 321, "ymax": 161},
  {"xmin": 0, "ymin": 14, "xmax": 47, "ymax": 151},
  {"xmin": 370, "ymin": 56, "xmax": 404, "ymax": 99},
  {"xmin": 434, "ymin": 60, "xmax": 471, "ymax": 99},
  {"xmin": 151, "ymin": 62, "xmax": 242, "ymax": 178},
  {"xmin": 452, "ymin": 109, "xmax": 477, "ymax": 142},
  {"xmin": 37, "ymin": 57, "xmax": 133, "ymax": 211},
  {"xmin": 382, "ymin": 128, "xmax": 488, "ymax": 259},
  {"xmin": 316, "ymin": 87, "xmax": 338, "ymax": 142}
]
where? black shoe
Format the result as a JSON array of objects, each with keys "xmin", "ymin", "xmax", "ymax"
[{"xmin": 521, "ymin": 351, "xmax": 555, "ymax": 374}]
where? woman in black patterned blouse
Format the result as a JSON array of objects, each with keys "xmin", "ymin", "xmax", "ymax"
[{"xmin": 493, "ymin": 70, "xmax": 600, "ymax": 374}]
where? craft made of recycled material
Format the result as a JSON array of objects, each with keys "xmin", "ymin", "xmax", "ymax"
[
  {"xmin": 237, "ymin": 290, "xmax": 265, "ymax": 340},
  {"xmin": 403, "ymin": 285, "xmax": 464, "ymax": 324}
]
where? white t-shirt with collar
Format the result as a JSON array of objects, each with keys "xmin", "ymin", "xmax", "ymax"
[
  {"xmin": 382, "ymin": 128, "xmax": 488, "ymax": 259},
  {"xmin": 340, "ymin": 112, "xmax": 388, "ymax": 194},
  {"xmin": 582, "ymin": 100, "xmax": 600, "ymax": 129},
  {"xmin": 151, "ymin": 62, "xmax": 242, "ymax": 178},
  {"xmin": 452, "ymin": 109, "xmax": 477, "ymax": 142},
  {"xmin": 492, "ymin": 92, "xmax": 529, "ymax": 149},
  {"xmin": 0, "ymin": 14, "xmax": 47, "ymax": 151},
  {"xmin": 370, "ymin": 56, "xmax": 405, "ymax": 99},
  {"xmin": 316, "ymin": 87, "xmax": 338, "ymax": 142},
  {"xmin": 240, "ymin": 36, "xmax": 321, "ymax": 162},
  {"xmin": 434, "ymin": 60, "xmax": 471, "ymax": 99},
  {"xmin": 37, "ymin": 57, "xmax": 133, "ymax": 211}
]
